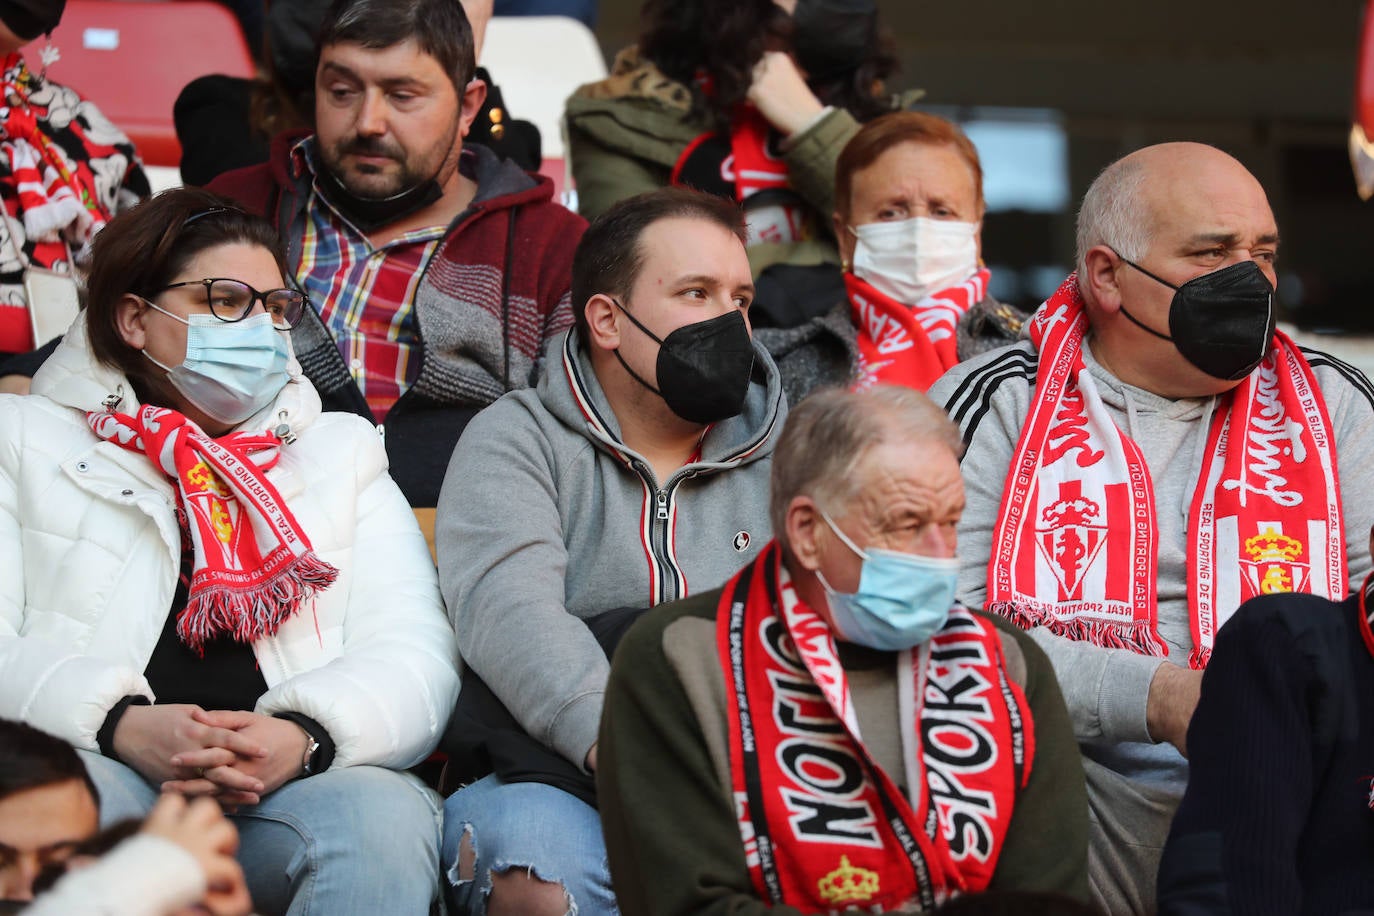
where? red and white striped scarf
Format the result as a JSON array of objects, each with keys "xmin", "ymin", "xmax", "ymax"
[
  {"xmin": 849, "ymin": 268, "xmax": 988, "ymax": 393},
  {"xmin": 0, "ymin": 54, "xmax": 104, "ymax": 245},
  {"xmin": 88, "ymin": 405, "xmax": 338, "ymax": 653},
  {"xmin": 988, "ymin": 275, "xmax": 1345, "ymax": 667},
  {"xmin": 719, "ymin": 543, "xmax": 1033, "ymax": 912}
]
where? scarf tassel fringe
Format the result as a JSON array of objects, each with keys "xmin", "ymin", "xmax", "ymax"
[
  {"xmin": 986, "ymin": 600, "xmax": 1169, "ymax": 658},
  {"xmin": 178, "ymin": 552, "xmax": 340, "ymax": 654}
]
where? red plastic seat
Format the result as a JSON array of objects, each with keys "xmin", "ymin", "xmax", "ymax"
[{"xmin": 27, "ymin": 0, "xmax": 257, "ymax": 167}]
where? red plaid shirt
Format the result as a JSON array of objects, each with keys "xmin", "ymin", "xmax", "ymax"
[{"xmin": 295, "ymin": 140, "xmax": 448, "ymax": 420}]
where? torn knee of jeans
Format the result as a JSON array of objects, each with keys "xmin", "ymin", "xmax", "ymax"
[
  {"xmin": 448, "ymin": 823, "xmax": 478, "ymax": 886},
  {"xmin": 487, "ymin": 863, "xmax": 577, "ymax": 916}
]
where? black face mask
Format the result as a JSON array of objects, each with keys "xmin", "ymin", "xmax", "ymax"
[
  {"xmin": 791, "ymin": 0, "xmax": 877, "ymax": 85},
  {"xmin": 612, "ymin": 301, "xmax": 756, "ymax": 425},
  {"xmin": 1115, "ymin": 257, "xmax": 1276, "ymax": 382},
  {"xmin": 1, "ymin": 0, "xmax": 65, "ymax": 42},
  {"xmin": 315, "ymin": 165, "xmax": 444, "ymax": 234}
]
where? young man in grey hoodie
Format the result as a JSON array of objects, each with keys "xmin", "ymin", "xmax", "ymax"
[
  {"xmin": 929, "ymin": 142, "xmax": 1374, "ymax": 915},
  {"xmin": 435, "ymin": 187, "xmax": 787, "ymax": 916}
]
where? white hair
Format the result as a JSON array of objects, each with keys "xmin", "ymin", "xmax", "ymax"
[
  {"xmin": 769, "ymin": 386, "xmax": 962, "ymax": 551},
  {"xmin": 1075, "ymin": 156, "xmax": 1150, "ymax": 275}
]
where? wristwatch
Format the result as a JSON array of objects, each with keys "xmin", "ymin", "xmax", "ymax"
[{"xmin": 300, "ymin": 732, "xmax": 322, "ymax": 777}]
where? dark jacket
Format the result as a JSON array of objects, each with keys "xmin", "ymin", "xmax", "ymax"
[{"xmin": 1157, "ymin": 591, "xmax": 1374, "ymax": 916}]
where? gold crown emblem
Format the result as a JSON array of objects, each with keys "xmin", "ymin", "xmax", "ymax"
[
  {"xmin": 1244, "ymin": 526, "xmax": 1303, "ymax": 564},
  {"xmin": 817, "ymin": 855, "xmax": 880, "ymax": 906}
]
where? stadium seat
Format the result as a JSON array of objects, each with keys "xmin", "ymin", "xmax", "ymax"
[
  {"xmin": 479, "ymin": 15, "xmax": 606, "ymax": 161},
  {"xmin": 27, "ymin": 1, "xmax": 256, "ymax": 168},
  {"xmin": 481, "ymin": 17, "xmax": 603, "ymax": 210},
  {"xmin": 414, "ymin": 507, "xmax": 438, "ymax": 563}
]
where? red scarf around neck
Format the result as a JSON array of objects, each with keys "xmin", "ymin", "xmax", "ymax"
[
  {"xmin": 987, "ymin": 275, "xmax": 1345, "ymax": 667},
  {"xmin": 88, "ymin": 405, "xmax": 338, "ymax": 654},
  {"xmin": 848, "ymin": 268, "xmax": 988, "ymax": 393},
  {"xmin": 718, "ymin": 542, "xmax": 1033, "ymax": 912}
]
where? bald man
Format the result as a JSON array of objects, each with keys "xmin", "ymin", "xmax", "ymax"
[{"xmin": 930, "ymin": 142, "xmax": 1374, "ymax": 914}]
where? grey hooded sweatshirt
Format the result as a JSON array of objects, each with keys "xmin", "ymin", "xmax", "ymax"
[
  {"xmin": 930, "ymin": 337, "xmax": 1374, "ymax": 914},
  {"xmin": 436, "ymin": 327, "xmax": 786, "ymax": 771}
]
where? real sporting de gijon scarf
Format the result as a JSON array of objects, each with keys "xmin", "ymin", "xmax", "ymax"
[
  {"xmin": 88, "ymin": 404, "xmax": 338, "ymax": 653},
  {"xmin": 847, "ymin": 268, "xmax": 988, "ymax": 393},
  {"xmin": 987, "ymin": 274, "xmax": 1345, "ymax": 668},
  {"xmin": 718, "ymin": 543, "xmax": 1033, "ymax": 912}
]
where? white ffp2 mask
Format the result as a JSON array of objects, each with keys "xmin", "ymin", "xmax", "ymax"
[{"xmin": 851, "ymin": 216, "xmax": 979, "ymax": 305}]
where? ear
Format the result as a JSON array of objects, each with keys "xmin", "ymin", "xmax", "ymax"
[
  {"xmin": 833, "ymin": 211, "xmax": 855, "ymax": 270},
  {"xmin": 785, "ymin": 495, "xmax": 825, "ymax": 573},
  {"xmin": 973, "ymin": 220, "xmax": 984, "ymax": 265},
  {"xmin": 583, "ymin": 293, "xmax": 622, "ymax": 353},
  {"xmin": 457, "ymin": 77, "xmax": 489, "ymax": 140},
  {"xmin": 1081, "ymin": 244, "xmax": 1124, "ymax": 315},
  {"xmin": 114, "ymin": 293, "xmax": 150, "ymax": 351}
]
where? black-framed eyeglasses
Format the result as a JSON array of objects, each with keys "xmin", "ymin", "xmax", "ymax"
[{"xmin": 158, "ymin": 278, "xmax": 308, "ymax": 330}]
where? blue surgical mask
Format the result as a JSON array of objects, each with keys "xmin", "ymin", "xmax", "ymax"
[
  {"xmin": 815, "ymin": 509, "xmax": 959, "ymax": 651},
  {"xmin": 143, "ymin": 306, "xmax": 290, "ymax": 425}
]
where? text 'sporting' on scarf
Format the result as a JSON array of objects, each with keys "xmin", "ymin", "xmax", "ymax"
[{"xmin": 719, "ymin": 543, "xmax": 1033, "ymax": 911}]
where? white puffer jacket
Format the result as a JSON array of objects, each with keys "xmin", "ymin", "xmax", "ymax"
[{"xmin": 0, "ymin": 322, "xmax": 460, "ymax": 770}]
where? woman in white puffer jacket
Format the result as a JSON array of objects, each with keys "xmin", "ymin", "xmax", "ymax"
[{"xmin": 0, "ymin": 188, "xmax": 460, "ymax": 915}]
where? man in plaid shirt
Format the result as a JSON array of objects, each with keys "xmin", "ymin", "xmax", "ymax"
[{"xmin": 211, "ymin": 0, "xmax": 587, "ymax": 507}]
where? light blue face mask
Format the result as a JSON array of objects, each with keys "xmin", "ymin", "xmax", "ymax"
[
  {"xmin": 143, "ymin": 306, "xmax": 290, "ymax": 425},
  {"xmin": 815, "ymin": 509, "xmax": 959, "ymax": 651}
]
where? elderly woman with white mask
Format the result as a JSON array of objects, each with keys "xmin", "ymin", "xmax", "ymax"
[{"xmin": 759, "ymin": 111, "xmax": 1027, "ymax": 404}]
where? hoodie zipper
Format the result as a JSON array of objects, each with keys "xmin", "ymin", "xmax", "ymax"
[
  {"xmin": 630, "ymin": 461, "xmax": 716, "ymax": 605},
  {"xmin": 630, "ymin": 461, "xmax": 684, "ymax": 605},
  {"xmin": 617, "ymin": 428, "xmax": 777, "ymax": 607}
]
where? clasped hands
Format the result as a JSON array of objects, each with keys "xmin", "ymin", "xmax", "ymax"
[{"xmin": 113, "ymin": 705, "xmax": 310, "ymax": 807}]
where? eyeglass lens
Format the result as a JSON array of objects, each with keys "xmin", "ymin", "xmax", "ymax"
[{"xmin": 206, "ymin": 279, "xmax": 306, "ymax": 329}]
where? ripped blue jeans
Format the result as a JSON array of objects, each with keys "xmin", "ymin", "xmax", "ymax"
[{"xmin": 442, "ymin": 774, "xmax": 618, "ymax": 916}]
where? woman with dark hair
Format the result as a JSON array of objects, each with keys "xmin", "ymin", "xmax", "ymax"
[
  {"xmin": 0, "ymin": 187, "xmax": 460, "ymax": 915},
  {"xmin": 565, "ymin": 0, "xmax": 904, "ymax": 322}
]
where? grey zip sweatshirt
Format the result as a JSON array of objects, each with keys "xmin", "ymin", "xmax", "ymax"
[
  {"xmin": 436, "ymin": 328, "xmax": 786, "ymax": 770},
  {"xmin": 930, "ymin": 338, "xmax": 1374, "ymax": 906}
]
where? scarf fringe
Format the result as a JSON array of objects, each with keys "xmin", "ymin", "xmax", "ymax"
[
  {"xmin": 178, "ymin": 551, "xmax": 340, "ymax": 654},
  {"xmin": 985, "ymin": 600, "xmax": 1168, "ymax": 658}
]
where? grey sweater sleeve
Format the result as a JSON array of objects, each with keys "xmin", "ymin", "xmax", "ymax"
[
  {"xmin": 931, "ymin": 351, "xmax": 1163, "ymax": 748},
  {"xmin": 436, "ymin": 398, "xmax": 608, "ymax": 769}
]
